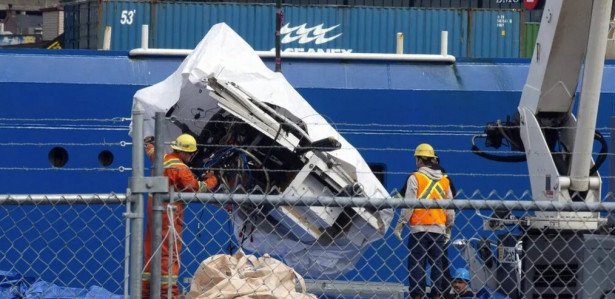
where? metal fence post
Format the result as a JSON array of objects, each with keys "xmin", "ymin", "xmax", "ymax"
[
  {"xmin": 123, "ymin": 196, "xmax": 132, "ymax": 299},
  {"xmin": 167, "ymin": 205, "xmax": 176, "ymax": 299},
  {"xmin": 129, "ymin": 109, "xmax": 145, "ymax": 298},
  {"xmin": 151, "ymin": 112, "xmax": 166, "ymax": 298}
]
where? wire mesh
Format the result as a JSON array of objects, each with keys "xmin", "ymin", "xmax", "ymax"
[
  {"xmin": 3, "ymin": 115, "xmax": 615, "ymax": 298},
  {"xmin": 2, "ymin": 191, "xmax": 615, "ymax": 298},
  {"xmin": 0, "ymin": 194, "xmax": 129, "ymax": 298},
  {"xmin": 150, "ymin": 189, "xmax": 615, "ymax": 299}
]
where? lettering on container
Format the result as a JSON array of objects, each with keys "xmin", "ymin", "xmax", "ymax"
[
  {"xmin": 279, "ymin": 23, "xmax": 351, "ymax": 53},
  {"xmin": 497, "ymin": 15, "xmax": 513, "ymax": 28},
  {"xmin": 279, "ymin": 48, "xmax": 353, "ymax": 53},
  {"xmin": 120, "ymin": 10, "xmax": 136, "ymax": 25}
]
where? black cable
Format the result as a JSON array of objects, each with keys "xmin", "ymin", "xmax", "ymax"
[
  {"xmin": 590, "ymin": 130, "xmax": 608, "ymax": 176},
  {"xmin": 471, "ymin": 135, "xmax": 527, "ymax": 163},
  {"xmin": 262, "ymin": 125, "xmax": 283, "ymax": 166},
  {"xmin": 471, "ymin": 129, "xmax": 608, "ymax": 171},
  {"xmin": 497, "ymin": 119, "xmax": 523, "ymax": 150}
]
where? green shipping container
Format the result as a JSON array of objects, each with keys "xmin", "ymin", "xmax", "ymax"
[{"xmin": 522, "ymin": 22, "xmax": 539, "ymax": 58}]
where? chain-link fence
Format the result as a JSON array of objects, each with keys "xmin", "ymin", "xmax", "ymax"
[
  {"xmin": 0, "ymin": 194, "xmax": 130, "ymax": 298},
  {"xmin": 129, "ymin": 111, "xmax": 615, "ymax": 299},
  {"xmin": 157, "ymin": 192, "xmax": 615, "ymax": 299},
  {"xmin": 3, "ymin": 192, "xmax": 615, "ymax": 298},
  {"xmin": 2, "ymin": 111, "xmax": 615, "ymax": 299}
]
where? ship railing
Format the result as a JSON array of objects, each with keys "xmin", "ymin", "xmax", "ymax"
[{"xmin": 124, "ymin": 24, "xmax": 456, "ymax": 63}]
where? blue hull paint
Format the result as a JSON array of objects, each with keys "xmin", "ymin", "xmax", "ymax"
[{"xmin": 1, "ymin": 50, "xmax": 614, "ymax": 293}]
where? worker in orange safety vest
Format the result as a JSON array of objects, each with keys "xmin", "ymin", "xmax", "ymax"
[
  {"xmin": 142, "ymin": 133, "xmax": 218, "ymax": 298},
  {"xmin": 393, "ymin": 143, "xmax": 455, "ymax": 299}
]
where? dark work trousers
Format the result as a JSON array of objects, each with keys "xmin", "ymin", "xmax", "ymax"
[{"xmin": 408, "ymin": 231, "xmax": 447, "ymax": 298}]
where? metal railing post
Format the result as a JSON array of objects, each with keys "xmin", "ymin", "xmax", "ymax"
[
  {"xmin": 141, "ymin": 25, "xmax": 149, "ymax": 49},
  {"xmin": 396, "ymin": 32, "xmax": 404, "ymax": 54},
  {"xmin": 102, "ymin": 26, "xmax": 112, "ymax": 50},
  {"xmin": 129, "ymin": 109, "xmax": 145, "ymax": 298},
  {"xmin": 440, "ymin": 31, "xmax": 448, "ymax": 56},
  {"xmin": 151, "ymin": 112, "xmax": 165, "ymax": 298}
]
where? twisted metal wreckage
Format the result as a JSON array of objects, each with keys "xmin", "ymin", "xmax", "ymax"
[{"xmin": 131, "ymin": 23, "xmax": 393, "ymax": 275}]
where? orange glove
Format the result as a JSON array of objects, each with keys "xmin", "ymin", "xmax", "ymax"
[
  {"xmin": 144, "ymin": 143, "xmax": 155, "ymax": 161},
  {"xmin": 203, "ymin": 171, "xmax": 218, "ymax": 191}
]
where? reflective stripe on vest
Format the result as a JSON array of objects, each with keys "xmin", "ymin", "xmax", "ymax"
[
  {"xmin": 409, "ymin": 172, "xmax": 449, "ymax": 226},
  {"xmin": 163, "ymin": 158, "xmax": 184, "ymax": 169},
  {"xmin": 164, "ymin": 155, "xmax": 206, "ymax": 192}
]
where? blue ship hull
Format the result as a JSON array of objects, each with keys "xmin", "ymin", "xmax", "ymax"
[{"xmin": 1, "ymin": 49, "xmax": 614, "ymax": 294}]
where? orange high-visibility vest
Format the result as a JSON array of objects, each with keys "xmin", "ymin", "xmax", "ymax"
[
  {"xmin": 409, "ymin": 172, "xmax": 451, "ymax": 226},
  {"xmin": 142, "ymin": 152, "xmax": 209, "ymax": 298}
]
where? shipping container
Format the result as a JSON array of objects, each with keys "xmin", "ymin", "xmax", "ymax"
[
  {"xmin": 154, "ymin": 3, "xmax": 275, "ymax": 50},
  {"xmin": 522, "ymin": 21, "xmax": 538, "ymax": 58},
  {"xmin": 64, "ymin": 0, "xmax": 99, "ymax": 49},
  {"xmin": 412, "ymin": 0, "xmax": 516, "ymax": 9},
  {"xmin": 64, "ymin": 0, "xmax": 150, "ymax": 50},
  {"xmin": 101, "ymin": 0, "xmax": 151, "ymax": 51},
  {"xmin": 468, "ymin": 9, "xmax": 520, "ymax": 58},
  {"xmin": 187, "ymin": 5, "xmax": 468, "ymax": 56},
  {"xmin": 63, "ymin": 0, "xmax": 522, "ymax": 58},
  {"xmin": 137, "ymin": 0, "xmax": 543, "ymax": 12},
  {"xmin": 365, "ymin": 0, "xmax": 543, "ymax": 22}
]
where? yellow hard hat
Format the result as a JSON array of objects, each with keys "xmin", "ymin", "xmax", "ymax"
[
  {"xmin": 414, "ymin": 143, "xmax": 436, "ymax": 158},
  {"xmin": 171, "ymin": 134, "xmax": 198, "ymax": 153}
]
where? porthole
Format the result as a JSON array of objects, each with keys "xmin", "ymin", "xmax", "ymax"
[
  {"xmin": 98, "ymin": 150, "xmax": 114, "ymax": 167},
  {"xmin": 48, "ymin": 147, "xmax": 68, "ymax": 168},
  {"xmin": 368, "ymin": 163, "xmax": 386, "ymax": 185}
]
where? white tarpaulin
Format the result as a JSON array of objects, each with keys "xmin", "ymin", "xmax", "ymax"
[{"xmin": 131, "ymin": 23, "xmax": 392, "ymax": 276}]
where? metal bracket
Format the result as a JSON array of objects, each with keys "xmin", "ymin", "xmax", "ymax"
[
  {"xmin": 129, "ymin": 176, "xmax": 169, "ymax": 193},
  {"xmin": 122, "ymin": 212, "xmax": 138, "ymax": 219}
]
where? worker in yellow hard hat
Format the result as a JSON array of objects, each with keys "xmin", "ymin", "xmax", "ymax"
[
  {"xmin": 394, "ymin": 143, "xmax": 455, "ymax": 299},
  {"xmin": 142, "ymin": 133, "xmax": 218, "ymax": 298}
]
